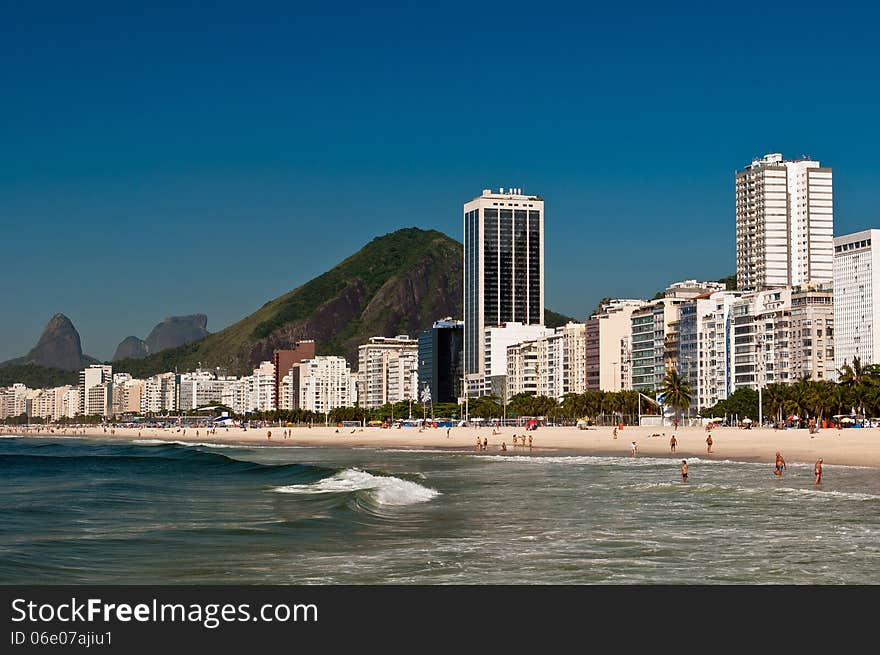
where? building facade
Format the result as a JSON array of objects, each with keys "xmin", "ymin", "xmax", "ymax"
[
  {"xmin": 357, "ymin": 336, "xmax": 419, "ymax": 409},
  {"xmin": 833, "ymin": 230, "xmax": 880, "ymax": 369},
  {"xmin": 463, "ymin": 188, "xmax": 544, "ymax": 393},
  {"xmin": 417, "ymin": 318, "xmax": 464, "ymax": 405},
  {"xmin": 736, "ymin": 153, "xmax": 833, "ymax": 291}
]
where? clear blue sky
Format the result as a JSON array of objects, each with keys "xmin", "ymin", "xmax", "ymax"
[{"xmin": 2, "ymin": 1, "xmax": 879, "ymax": 361}]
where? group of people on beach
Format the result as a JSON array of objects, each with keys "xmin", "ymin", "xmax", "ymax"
[{"xmin": 477, "ymin": 433, "xmax": 533, "ymax": 452}]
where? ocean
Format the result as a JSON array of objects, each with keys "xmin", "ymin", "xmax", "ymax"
[{"xmin": 1, "ymin": 435, "xmax": 878, "ymax": 584}]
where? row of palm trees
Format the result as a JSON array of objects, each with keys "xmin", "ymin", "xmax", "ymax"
[{"xmin": 658, "ymin": 357, "xmax": 880, "ymax": 425}]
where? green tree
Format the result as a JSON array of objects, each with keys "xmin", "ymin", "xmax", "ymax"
[{"xmin": 658, "ymin": 369, "xmax": 693, "ymax": 423}]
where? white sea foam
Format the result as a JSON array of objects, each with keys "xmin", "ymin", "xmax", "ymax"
[
  {"xmin": 273, "ymin": 469, "xmax": 439, "ymax": 505},
  {"xmin": 131, "ymin": 439, "xmax": 239, "ymax": 449}
]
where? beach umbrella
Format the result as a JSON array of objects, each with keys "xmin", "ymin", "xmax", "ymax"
[
  {"xmin": 742, "ymin": 417, "xmax": 752, "ymax": 424},
  {"xmin": 840, "ymin": 417, "xmax": 854, "ymax": 423},
  {"xmin": 787, "ymin": 415, "xmax": 800, "ymax": 421}
]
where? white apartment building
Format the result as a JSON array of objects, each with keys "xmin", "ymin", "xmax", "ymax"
[
  {"xmin": 833, "ymin": 230, "xmax": 880, "ymax": 369},
  {"xmin": 79, "ymin": 364, "xmax": 112, "ymax": 416},
  {"xmin": 280, "ymin": 356, "xmax": 355, "ymax": 413},
  {"xmin": 141, "ymin": 372, "xmax": 177, "ymax": 414},
  {"xmin": 176, "ymin": 370, "xmax": 237, "ymax": 411},
  {"xmin": 736, "ymin": 153, "xmax": 833, "ymax": 291},
  {"xmin": 357, "ymin": 336, "xmax": 419, "ymax": 409},
  {"xmin": 61, "ymin": 387, "xmax": 80, "ymax": 419},
  {"xmin": 248, "ymin": 361, "xmax": 276, "ymax": 413},
  {"xmin": 464, "ymin": 188, "xmax": 545, "ymax": 394},
  {"xmin": 481, "ymin": 322, "xmax": 553, "ymax": 398},
  {"xmin": 28, "ymin": 385, "xmax": 75, "ymax": 422},
  {"xmin": 585, "ymin": 299, "xmax": 647, "ymax": 392},
  {"xmin": 0, "ymin": 383, "xmax": 29, "ymax": 419},
  {"xmin": 505, "ymin": 322, "xmax": 586, "ymax": 402}
]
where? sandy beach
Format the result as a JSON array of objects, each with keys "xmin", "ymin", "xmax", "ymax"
[{"xmin": 5, "ymin": 423, "xmax": 880, "ymax": 469}]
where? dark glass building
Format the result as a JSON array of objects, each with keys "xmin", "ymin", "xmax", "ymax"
[
  {"xmin": 463, "ymin": 188, "xmax": 544, "ymax": 384},
  {"xmin": 418, "ymin": 319, "xmax": 464, "ymax": 405}
]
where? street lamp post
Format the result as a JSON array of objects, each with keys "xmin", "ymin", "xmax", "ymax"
[{"xmin": 756, "ymin": 332, "xmax": 763, "ymax": 429}]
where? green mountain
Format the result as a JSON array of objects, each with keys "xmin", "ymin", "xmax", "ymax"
[{"xmin": 113, "ymin": 227, "xmax": 576, "ymax": 377}]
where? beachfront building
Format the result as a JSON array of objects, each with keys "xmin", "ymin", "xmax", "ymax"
[
  {"xmin": 833, "ymin": 230, "xmax": 880, "ymax": 369},
  {"xmin": 141, "ymin": 373, "xmax": 177, "ymax": 414},
  {"xmin": 246, "ymin": 361, "xmax": 276, "ymax": 412},
  {"xmin": 79, "ymin": 364, "xmax": 112, "ymax": 416},
  {"xmin": 28, "ymin": 385, "xmax": 77, "ymax": 422},
  {"xmin": 790, "ymin": 283, "xmax": 835, "ymax": 382},
  {"xmin": 175, "ymin": 370, "xmax": 238, "ymax": 411},
  {"xmin": 557, "ymin": 321, "xmax": 587, "ymax": 396},
  {"xmin": 0, "ymin": 383, "xmax": 29, "ymax": 419},
  {"xmin": 357, "ymin": 336, "xmax": 419, "ymax": 410},
  {"xmin": 417, "ymin": 318, "xmax": 464, "ymax": 405},
  {"xmin": 280, "ymin": 356, "xmax": 355, "ymax": 414},
  {"xmin": 463, "ymin": 188, "xmax": 544, "ymax": 398},
  {"xmin": 85, "ymin": 382, "xmax": 112, "ymax": 418},
  {"xmin": 728, "ymin": 284, "xmax": 836, "ymax": 395},
  {"xmin": 677, "ymin": 291, "xmax": 741, "ymax": 412},
  {"xmin": 61, "ymin": 387, "xmax": 80, "ymax": 419},
  {"xmin": 272, "ymin": 341, "xmax": 316, "ymax": 410},
  {"xmin": 585, "ymin": 300, "xmax": 647, "ymax": 392},
  {"xmin": 730, "ymin": 288, "xmax": 792, "ymax": 392},
  {"xmin": 736, "ymin": 153, "xmax": 833, "ymax": 291},
  {"xmin": 503, "ymin": 322, "xmax": 586, "ymax": 402},
  {"xmin": 480, "ymin": 322, "xmax": 553, "ymax": 399},
  {"xmin": 630, "ymin": 281, "xmax": 724, "ymax": 394}
]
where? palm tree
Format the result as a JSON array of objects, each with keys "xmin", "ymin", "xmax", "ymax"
[
  {"xmin": 837, "ymin": 357, "xmax": 880, "ymax": 388},
  {"xmin": 658, "ymin": 369, "xmax": 693, "ymax": 426}
]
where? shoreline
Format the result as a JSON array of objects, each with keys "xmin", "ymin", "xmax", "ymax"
[{"xmin": 3, "ymin": 423, "xmax": 880, "ymax": 469}]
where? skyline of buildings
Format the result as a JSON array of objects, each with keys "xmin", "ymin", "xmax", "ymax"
[{"xmin": 5, "ymin": 154, "xmax": 880, "ymax": 423}]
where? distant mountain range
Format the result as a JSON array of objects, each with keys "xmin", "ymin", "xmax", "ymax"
[
  {"xmin": 112, "ymin": 315, "xmax": 209, "ymax": 361},
  {"xmin": 0, "ymin": 313, "xmax": 211, "ymax": 382},
  {"xmin": 2, "ymin": 228, "xmax": 577, "ymax": 381}
]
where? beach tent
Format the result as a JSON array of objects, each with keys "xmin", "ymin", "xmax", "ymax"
[
  {"xmin": 742, "ymin": 417, "xmax": 753, "ymax": 423},
  {"xmin": 840, "ymin": 417, "xmax": 855, "ymax": 424}
]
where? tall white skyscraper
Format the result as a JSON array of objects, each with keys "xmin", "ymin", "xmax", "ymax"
[
  {"xmin": 736, "ymin": 153, "xmax": 833, "ymax": 291},
  {"xmin": 833, "ymin": 230, "xmax": 880, "ymax": 369},
  {"xmin": 463, "ymin": 188, "xmax": 544, "ymax": 388}
]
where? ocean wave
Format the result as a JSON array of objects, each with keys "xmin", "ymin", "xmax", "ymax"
[
  {"xmin": 272, "ymin": 469, "xmax": 439, "ymax": 506},
  {"xmin": 131, "ymin": 439, "xmax": 239, "ymax": 449}
]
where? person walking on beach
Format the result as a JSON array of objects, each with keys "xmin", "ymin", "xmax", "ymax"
[
  {"xmin": 528, "ymin": 434, "xmax": 533, "ymax": 450},
  {"xmin": 446, "ymin": 427, "xmax": 450, "ymax": 438},
  {"xmin": 670, "ymin": 434, "xmax": 677, "ymax": 453},
  {"xmin": 501, "ymin": 441, "xmax": 507, "ymax": 452},
  {"xmin": 483, "ymin": 437, "xmax": 488, "ymax": 451},
  {"xmin": 613, "ymin": 426, "xmax": 618, "ymax": 439},
  {"xmin": 630, "ymin": 441, "xmax": 638, "ymax": 457},
  {"xmin": 814, "ymin": 458, "xmax": 823, "ymax": 485},
  {"xmin": 706, "ymin": 434, "xmax": 713, "ymax": 454},
  {"xmin": 680, "ymin": 460, "xmax": 688, "ymax": 483},
  {"xmin": 512, "ymin": 434, "xmax": 518, "ymax": 447},
  {"xmin": 773, "ymin": 452, "xmax": 787, "ymax": 477}
]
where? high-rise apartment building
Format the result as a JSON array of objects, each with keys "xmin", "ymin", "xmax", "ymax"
[
  {"xmin": 833, "ymin": 230, "xmax": 880, "ymax": 368},
  {"xmin": 736, "ymin": 153, "xmax": 833, "ymax": 291},
  {"xmin": 463, "ymin": 188, "xmax": 544, "ymax": 394},
  {"xmin": 79, "ymin": 364, "xmax": 112, "ymax": 417}
]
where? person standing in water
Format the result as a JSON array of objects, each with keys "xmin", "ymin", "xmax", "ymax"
[
  {"xmin": 773, "ymin": 452, "xmax": 787, "ymax": 477},
  {"xmin": 629, "ymin": 441, "xmax": 638, "ymax": 457},
  {"xmin": 706, "ymin": 434, "xmax": 713, "ymax": 453},
  {"xmin": 814, "ymin": 458, "xmax": 823, "ymax": 485},
  {"xmin": 680, "ymin": 460, "xmax": 688, "ymax": 483}
]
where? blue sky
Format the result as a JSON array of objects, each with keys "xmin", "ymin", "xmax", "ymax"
[{"xmin": 2, "ymin": 1, "xmax": 879, "ymax": 361}]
